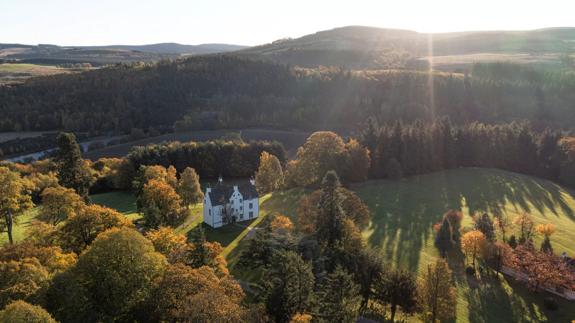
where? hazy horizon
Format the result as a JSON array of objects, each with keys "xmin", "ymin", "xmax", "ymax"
[{"xmin": 1, "ymin": 0, "xmax": 575, "ymax": 46}]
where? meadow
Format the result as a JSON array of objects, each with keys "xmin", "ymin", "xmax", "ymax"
[
  {"xmin": 0, "ymin": 63, "xmax": 72, "ymax": 84},
  {"xmin": 3, "ymin": 167, "xmax": 575, "ymax": 322}
]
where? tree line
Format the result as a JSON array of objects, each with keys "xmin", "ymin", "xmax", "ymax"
[{"xmin": 361, "ymin": 120, "xmax": 575, "ymax": 187}]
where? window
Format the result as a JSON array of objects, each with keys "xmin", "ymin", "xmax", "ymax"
[
  {"xmin": 209, "ymin": 209, "xmax": 211, "ymax": 216},
  {"xmin": 240, "ymin": 206, "xmax": 243, "ymax": 211},
  {"xmin": 249, "ymin": 202, "xmax": 253, "ymax": 209},
  {"xmin": 249, "ymin": 211, "xmax": 254, "ymax": 218},
  {"xmin": 240, "ymin": 198, "xmax": 243, "ymax": 202}
]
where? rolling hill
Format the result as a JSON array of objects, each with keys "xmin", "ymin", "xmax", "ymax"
[
  {"xmin": 237, "ymin": 26, "xmax": 575, "ymax": 69},
  {"xmin": 0, "ymin": 42, "xmax": 247, "ymax": 66}
]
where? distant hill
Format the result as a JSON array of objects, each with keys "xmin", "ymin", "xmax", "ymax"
[
  {"xmin": 0, "ymin": 42, "xmax": 248, "ymax": 66},
  {"xmin": 237, "ymin": 26, "xmax": 575, "ymax": 69},
  {"xmin": 87, "ymin": 43, "xmax": 248, "ymax": 55}
]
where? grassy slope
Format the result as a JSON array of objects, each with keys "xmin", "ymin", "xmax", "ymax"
[
  {"xmin": 227, "ymin": 168, "xmax": 575, "ymax": 322},
  {"xmin": 353, "ymin": 168, "xmax": 575, "ymax": 322}
]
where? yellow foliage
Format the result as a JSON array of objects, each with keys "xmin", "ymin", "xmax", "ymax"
[
  {"xmin": 146, "ymin": 227, "xmax": 187, "ymax": 256},
  {"xmin": 461, "ymin": 230, "xmax": 487, "ymax": 265},
  {"xmin": 290, "ymin": 313, "xmax": 312, "ymax": 323},
  {"xmin": 271, "ymin": 215, "xmax": 294, "ymax": 233},
  {"xmin": 535, "ymin": 223, "xmax": 556, "ymax": 237}
]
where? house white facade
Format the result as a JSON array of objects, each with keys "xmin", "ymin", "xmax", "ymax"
[{"xmin": 203, "ymin": 177, "xmax": 259, "ymax": 228}]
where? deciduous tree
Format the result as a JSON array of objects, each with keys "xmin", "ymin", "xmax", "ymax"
[
  {"xmin": 535, "ymin": 223, "xmax": 556, "ymax": 254},
  {"xmin": 50, "ymin": 228, "xmax": 166, "ymax": 322},
  {"xmin": 138, "ymin": 179, "xmax": 183, "ymax": 228},
  {"xmin": 59, "ymin": 204, "xmax": 132, "ymax": 253},
  {"xmin": 0, "ymin": 167, "xmax": 33, "ymax": 244},
  {"xmin": 146, "ymin": 226, "xmax": 187, "ymax": 257},
  {"xmin": 148, "ymin": 264, "xmax": 246, "ymax": 322},
  {"xmin": 39, "ymin": 186, "xmax": 84, "ymax": 225},
  {"xmin": 0, "ymin": 300, "xmax": 56, "ymax": 323},
  {"xmin": 255, "ymin": 151, "xmax": 284, "ymax": 194},
  {"xmin": 177, "ymin": 167, "xmax": 204, "ymax": 208},
  {"xmin": 418, "ymin": 259, "xmax": 456, "ymax": 323},
  {"xmin": 461, "ymin": 230, "xmax": 487, "ymax": 267},
  {"xmin": 374, "ymin": 268, "xmax": 418, "ymax": 322}
]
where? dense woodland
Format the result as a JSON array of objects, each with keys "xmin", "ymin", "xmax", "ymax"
[{"xmin": 1, "ymin": 55, "xmax": 575, "ymax": 135}]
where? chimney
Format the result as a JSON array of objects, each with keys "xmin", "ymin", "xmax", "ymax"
[
  {"xmin": 233, "ymin": 185, "xmax": 238, "ymax": 192},
  {"xmin": 206, "ymin": 187, "xmax": 212, "ymax": 194},
  {"xmin": 249, "ymin": 177, "xmax": 255, "ymax": 186},
  {"xmin": 218, "ymin": 175, "xmax": 223, "ymax": 184}
]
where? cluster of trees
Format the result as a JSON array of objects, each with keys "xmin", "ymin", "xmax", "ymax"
[
  {"xmin": 285, "ymin": 132, "xmax": 370, "ymax": 187},
  {"xmin": 239, "ymin": 171, "xmax": 458, "ymax": 322},
  {"xmin": 361, "ymin": 120, "xmax": 575, "ymax": 187},
  {"xmin": 133, "ymin": 164, "xmax": 203, "ymax": 228},
  {"xmin": 2, "ymin": 55, "xmax": 575, "ymax": 134},
  {"xmin": 434, "ymin": 210, "xmax": 575, "ymax": 294},
  {"xmin": 127, "ymin": 139, "xmax": 286, "ymax": 179}
]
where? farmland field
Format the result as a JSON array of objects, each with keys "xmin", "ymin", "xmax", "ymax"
[{"xmin": 0, "ymin": 63, "xmax": 73, "ymax": 84}]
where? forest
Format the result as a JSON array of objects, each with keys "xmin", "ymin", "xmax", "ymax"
[{"xmin": 1, "ymin": 55, "xmax": 575, "ymax": 135}]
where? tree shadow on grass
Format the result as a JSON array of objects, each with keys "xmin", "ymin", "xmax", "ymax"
[
  {"xmin": 465, "ymin": 273, "xmax": 575, "ymax": 323},
  {"xmin": 355, "ymin": 168, "xmax": 575, "ymax": 272}
]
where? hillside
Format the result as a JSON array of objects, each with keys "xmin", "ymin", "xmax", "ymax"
[
  {"xmin": 238, "ymin": 26, "xmax": 575, "ymax": 69},
  {"xmin": 0, "ymin": 42, "xmax": 247, "ymax": 66}
]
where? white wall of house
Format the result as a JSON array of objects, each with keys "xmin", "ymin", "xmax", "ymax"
[
  {"xmin": 243, "ymin": 198, "xmax": 259, "ymax": 220},
  {"xmin": 203, "ymin": 184, "xmax": 259, "ymax": 228}
]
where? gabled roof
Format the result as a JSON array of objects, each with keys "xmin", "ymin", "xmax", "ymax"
[
  {"xmin": 238, "ymin": 184, "xmax": 258, "ymax": 200},
  {"xmin": 207, "ymin": 182, "xmax": 258, "ymax": 206}
]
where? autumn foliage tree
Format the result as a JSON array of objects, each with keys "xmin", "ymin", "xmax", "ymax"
[
  {"xmin": 286, "ymin": 132, "xmax": 370, "ymax": 187},
  {"xmin": 47, "ymin": 228, "xmax": 167, "ymax": 322},
  {"xmin": 0, "ymin": 300, "xmax": 56, "ymax": 323},
  {"xmin": 138, "ymin": 179, "xmax": 184, "ymax": 228},
  {"xmin": 461, "ymin": 230, "xmax": 487, "ymax": 267},
  {"xmin": 535, "ymin": 223, "xmax": 556, "ymax": 254},
  {"xmin": 145, "ymin": 227, "xmax": 187, "ymax": 257},
  {"xmin": 148, "ymin": 264, "xmax": 247, "ymax": 322},
  {"xmin": 39, "ymin": 186, "xmax": 84, "ymax": 225},
  {"xmin": 58, "ymin": 204, "xmax": 133, "ymax": 253},
  {"xmin": 255, "ymin": 151, "xmax": 284, "ymax": 194},
  {"xmin": 0, "ymin": 167, "xmax": 33, "ymax": 244},
  {"xmin": 177, "ymin": 167, "xmax": 204, "ymax": 208},
  {"xmin": 418, "ymin": 259, "xmax": 456, "ymax": 323}
]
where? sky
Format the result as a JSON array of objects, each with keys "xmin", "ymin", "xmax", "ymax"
[{"xmin": 1, "ymin": 0, "xmax": 574, "ymax": 46}]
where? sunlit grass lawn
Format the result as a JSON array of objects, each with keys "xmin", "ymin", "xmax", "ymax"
[
  {"xmin": 227, "ymin": 168, "xmax": 575, "ymax": 322},
  {"xmin": 0, "ymin": 208, "xmax": 39, "ymax": 245}
]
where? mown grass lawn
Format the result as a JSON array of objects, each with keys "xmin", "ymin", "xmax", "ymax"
[{"xmin": 227, "ymin": 168, "xmax": 575, "ymax": 322}]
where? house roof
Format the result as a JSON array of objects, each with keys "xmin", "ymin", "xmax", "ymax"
[{"xmin": 208, "ymin": 182, "xmax": 258, "ymax": 206}]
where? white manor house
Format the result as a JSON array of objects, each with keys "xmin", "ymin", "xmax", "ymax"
[{"xmin": 203, "ymin": 177, "xmax": 259, "ymax": 228}]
